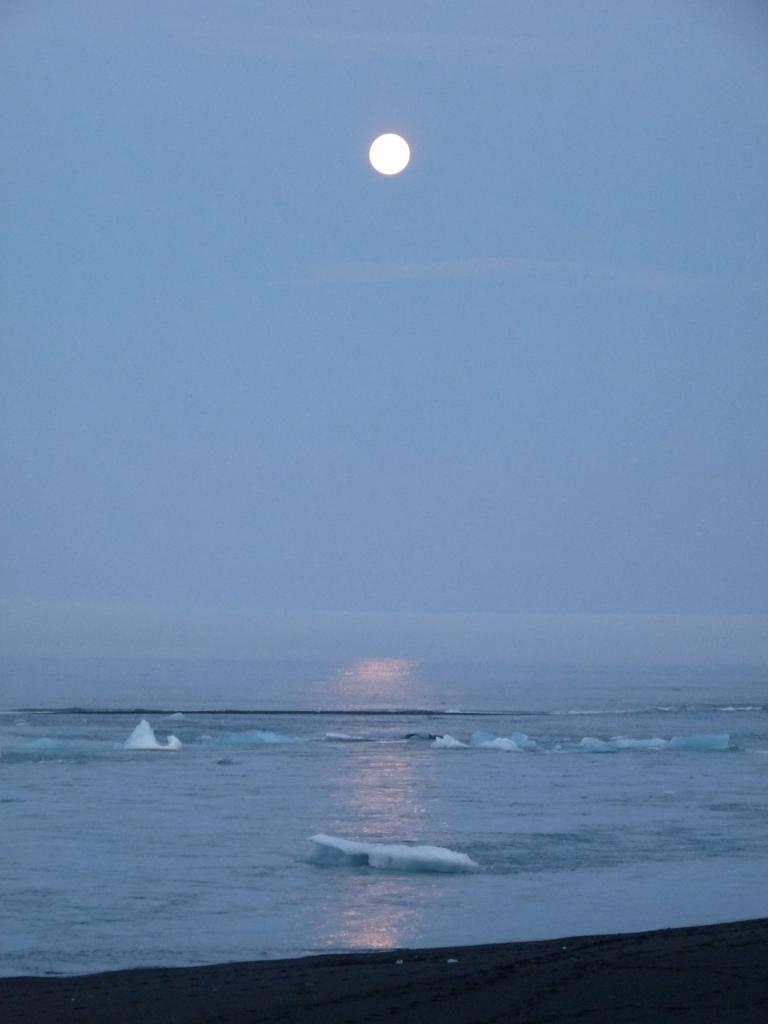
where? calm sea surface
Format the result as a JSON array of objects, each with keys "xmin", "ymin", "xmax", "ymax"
[{"xmin": 1, "ymin": 656, "xmax": 766, "ymax": 976}]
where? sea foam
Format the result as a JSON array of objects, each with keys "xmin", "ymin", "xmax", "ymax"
[
  {"xmin": 308, "ymin": 834, "xmax": 479, "ymax": 873},
  {"xmin": 125, "ymin": 719, "xmax": 181, "ymax": 751}
]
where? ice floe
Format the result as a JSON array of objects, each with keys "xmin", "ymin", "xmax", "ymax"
[
  {"xmin": 669, "ymin": 733, "xmax": 730, "ymax": 751},
  {"xmin": 569, "ymin": 733, "xmax": 730, "ymax": 753},
  {"xmin": 470, "ymin": 730, "xmax": 537, "ymax": 751},
  {"xmin": 308, "ymin": 834, "xmax": 479, "ymax": 873},
  {"xmin": 474, "ymin": 735, "xmax": 521, "ymax": 751},
  {"xmin": 26, "ymin": 737, "xmax": 67, "ymax": 750},
  {"xmin": 200, "ymin": 729, "xmax": 304, "ymax": 746},
  {"xmin": 431, "ymin": 730, "xmax": 536, "ymax": 751},
  {"xmin": 432, "ymin": 735, "xmax": 468, "ymax": 749},
  {"xmin": 612, "ymin": 737, "xmax": 669, "ymax": 751},
  {"xmin": 125, "ymin": 719, "xmax": 182, "ymax": 751},
  {"xmin": 577, "ymin": 737, "xmax": 617, "ymax": 753}
]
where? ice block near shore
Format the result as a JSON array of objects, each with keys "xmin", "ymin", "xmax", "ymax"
[
  {"xmin": 125, "ymin": 719, "xmax": 182, "ymax": 751},
  {"xmin": 308, "ymin": 833, "xmax": 479, "ymax": 873}
]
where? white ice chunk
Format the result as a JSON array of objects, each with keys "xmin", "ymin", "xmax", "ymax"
[
  {"xmin": 578, "ymin": 737, "xmax": 617, "ymax": 753},
  {"xmin": 125, "ymin": 719, "xmax": 182, "ymax": 751},
  {"xmin": 308, "ymin": 834, "xmax": 479, "ymax": 873},
  {"xmin": 576, "ymin": 732, "xmax": 730, "ymax": 753},
  {"xmin": 612, "ymin": 737, "xmax": 668, "ymax": 750},
  {"xmin": 27, "ymin": 737, "xmax": 66, "ymax": 750},
  {"xmin": 202, "ymin": 729, "xmax": 304, "ymax": 746},
  {"xmin": 432, "ymin": 735, "xmax": 468, "ymax": 749},
  {"xmin": 669, "ymin": 733, "xmax": 729, "ymax": 751},
  {"xmin": 481, "ymin": 737, "xmax": 521, "ymax": 751},
  {"xmin": 470, "ymin": 730, "xmax": 522, "ymax": 751},
  {"xmin": 510, "ymin": 732, "xmax": 537, "ymax": 750}
]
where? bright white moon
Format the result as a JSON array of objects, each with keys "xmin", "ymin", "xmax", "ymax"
[{"xmin": 369, "ymin": 133, "xmax": 411, "ymax": 175}]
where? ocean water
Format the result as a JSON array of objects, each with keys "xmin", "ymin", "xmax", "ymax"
[{"xmin": 1, "ymin": 656, "xmax": 766, "ymax": 976}]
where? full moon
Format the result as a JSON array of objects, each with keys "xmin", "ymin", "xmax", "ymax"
[{"xmin": 368, "ymin": 133, "xmax": 411, "ymax": 175}]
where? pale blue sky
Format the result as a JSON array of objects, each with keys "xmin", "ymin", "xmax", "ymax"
[{"xmin": 2, "ymin": 2, "xmax": 767, "ymax": 650}]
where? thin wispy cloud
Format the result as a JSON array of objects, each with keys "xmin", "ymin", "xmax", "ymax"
[
  {"xmin": 308, "ymin": 256, "xmax": 768, "ymax": 292},
  {"xmin": 183, "ymin": 21, "xmax": 577, "ymax": 68},
  {"xmin": 4, "ymin": 7, "xmax": 575, "ymax": 70}
]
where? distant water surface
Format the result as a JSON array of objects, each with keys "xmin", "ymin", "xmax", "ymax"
[{"xmin": 1, "ymin": 656, "xmax": 766, "ymax": 975}]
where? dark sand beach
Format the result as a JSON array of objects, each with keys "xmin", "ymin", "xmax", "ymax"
[{"xmin": 2, "ymin": 918, "xmax": 766, "ymax": 1023}]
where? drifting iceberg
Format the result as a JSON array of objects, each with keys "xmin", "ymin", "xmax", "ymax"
[
  {"xmin": 470, "ymin": 730, "xmax": 534, "ymax": 751},
  {"xmin": 308, "ymin": 834, "xmax": 479, "ymax": 873},
  {"xmin": 479, "ymin": 736, "xmax": 521, "ymax": 751},
  {"xmin": 27, "ymin": 737, "xmax": 67, "ymax": 750},
  {"xmin": 577, "ymin": 737, "xmax": 617, "ymax": 753},
  {"xmin": 125, "ymin": 719, "xmax": 182, "ymax": 751},
  {"xmin": 612, "ymin": 737, "xmax": 668, "ymax": 751},
  {"xmin": 669, "ymin": 733, "xmax": 730, "ymax": 751},
  {"xmin": 432, "ymin": 735, "xmax": 468, "ymax": 749},
  {"xmin": 201, "ymin": 729, "xmax": 304, "ymax": 746},
  {"xmin": 575, "ymin": 733, "xmax": 730, "ymax": 753}
]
